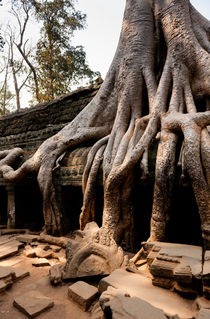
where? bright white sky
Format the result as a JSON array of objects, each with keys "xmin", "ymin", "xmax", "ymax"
[
  {"xmin": 1, "ymin": 0, "xmax": 210, "ymax": 107},
  {"xmin": 72, "ymin": 0, "xmax": 210, "ymax": 79}
]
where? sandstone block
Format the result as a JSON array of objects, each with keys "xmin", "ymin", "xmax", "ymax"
[
  {"xmin": 100, "ymin": 286, "xmax": 167, "ymax": 319},
  {"xmin": 32, "ymin": 258, "xmax": 50, "ymax": 267},
  {"xmin": 197, "ymin": 309, "xmax": 210, "ymax": 319},
  {"xmin": 0, "ymin": 279, "xmax": 13, "ymax": 293},
  {"xmin": 203, "ymin": 251, "xmax": 210, "ymax": 299},
  {"xmin": 68, "ymin": 281, "xmax": 98, "ymax": 311},
  {"xmin": 13, "ymin": 290, "xmax": 54, "ymax": 318},
  {"xmin": 0, "ymin": 241, "xmax": 23, "ymax": 259}
]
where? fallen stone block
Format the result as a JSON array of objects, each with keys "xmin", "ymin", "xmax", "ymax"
[
  {"xmin": 0, "ymin": 240, "xmax": 23, "ymax": 259},
  {"xmin": 13, "ymin": 290, "xmax": 54, "ymax": 318},
  {"xmin": 50, "ymin": 245, "xmax": 62, "ymax": 253},
  {"xmin": 197, "ymin": 309, "xmax": 210, "ymax": 319},
  {"xmin": 0, "ymin": 265, "xmax": 15, "ymax": 280},
  {"xmin": 16, "ymin": 234, "xmax": 38, "ymax": 244},
  {"xmin": 0, "ymin": 279, "xmax": 8, "ymax": 293},
  {"xmin": 99, "ymin": 269, "xmax": 195, "ymax": 318},
  {"xmin": 32, "ymin": 258, "xmax": 51, "ymax": 267},
  {"xmin": 195, "ymin": 296, "xmax": 210, "ymax": 310},
  {"xmin": 8, "ymin": 267, "xmax": 30, "ymax": 281},
  {"xmin": 202, "ymin": 251, "xmax": 210, "ymax": 299},
  {"xmin": 49, "ymin": 264, "xmax": 63, "ymax": 285},
  {"xmin": 24, "ymin": 247, "xmax": 37, "ymax": 258},
  {"xmin": 68, "ymin": 281, "xmax": 98, "ymax": 311},
  {"xmin": 34, "ymin": 248, "xmax": 52, "ymax": 259},
  {"xmin": 100, "ymin": 286, "xmax": 168, "ymax": 319},
  {"xmin": 147, "ymin": 242, "xmax": 202, "ymax": 298}
]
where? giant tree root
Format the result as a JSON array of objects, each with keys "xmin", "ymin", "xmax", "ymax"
[{"xmin": 0, "ymin": 0, "xmax": 209, "ymax": 255}]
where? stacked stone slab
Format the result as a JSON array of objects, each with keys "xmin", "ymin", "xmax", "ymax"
[
  {"xmin": 0, "ymin": 265, "xmax": 29, "ymax": 293},
  {"xmin": 144, "ymin": 242, "xmax": 203, "ymax": 298},
  {"xmin": 203, "ymin": 251, "xmax": 210, "ymax": 299}
]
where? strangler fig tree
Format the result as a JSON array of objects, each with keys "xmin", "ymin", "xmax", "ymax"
[{"xmin": 0, "ymin": 0, "xmax": 209, "ymax": 254}]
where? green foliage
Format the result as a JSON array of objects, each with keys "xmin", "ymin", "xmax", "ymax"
[{"xmin": 30, "ymin": 0, "xmax": 99, "ymax": 102}]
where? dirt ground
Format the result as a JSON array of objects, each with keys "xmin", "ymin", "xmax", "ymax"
[{"xmin": 0, "ymin": 244, "xmax": 92, "ymax": 319}]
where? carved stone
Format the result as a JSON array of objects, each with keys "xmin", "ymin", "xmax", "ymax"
[
  {"xmin": 100, "ymin": 286, "xmax": 168, "ymax": 319},
  {"xmin": 61, "ymin": 222, "xmax": 128, "ymax": 280},
  {"xmin": 147, "ymin": 242, "xmax": 202, "ymax": 298}
]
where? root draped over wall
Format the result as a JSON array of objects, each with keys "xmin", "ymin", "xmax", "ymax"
[{"xmin": 0, "ymin": 0, "xmax": 209, "ymax": 253}]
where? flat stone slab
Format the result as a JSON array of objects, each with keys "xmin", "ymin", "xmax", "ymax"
[
  {"xmin": 146, "ymin": 242, "xmax": 202, "ymax": 297},
  {"xmin": 202, "ymin": 251, "xmax": 210, "ymax": 299},
  {"xmin": 100, "ymin": 286, "xmax": 168, "ymax": 319},
  {"xmin": 0, "ymin": 265, "xmax": 15, "ymax": 280},
  {"xmin": 68, "ymin": 281, "xmax": 98, "ymax": 311},
  {"xmin": 0, "ymin": 240, "xmax": 23, "ymax": 259},
  {"xmin": 195, "ymin": 296, "xmax": 210, "ymax": 310},
  {"xmin": 7, "ymin": 267, "xmax": 30, "ymax": 281},
  {"xmin": 99, "ymin": 269, "xmax": 194, "ymax": 318},
  {"xmin": 0, "ymin": 279, "xmax": 9, "ymax": 293},
  {"xmin": 32, "ymin": 258, "xmax": 51, "ymax": 267},
  {"xmin": 16, "ymin": 234, "xmax": 38, "ymax": 244},
  {"xmin": 24, "ymin": 247, "xmax": 53, "ymax": 259},
  {"xmin": 13, "ymin": 290, "xmax": 54, "ymax": 318},
  {"xmin": 198, "ymin": 309, "xmax": 210, "ymax": 319}
]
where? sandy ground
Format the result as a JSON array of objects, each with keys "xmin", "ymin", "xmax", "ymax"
[{"xmin": 0, "ymin": 247, "xmax": 91, "ymax": 319}]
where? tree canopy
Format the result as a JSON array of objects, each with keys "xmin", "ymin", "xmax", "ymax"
[{"xmin": 0, "ymin": 0, "xmax": 99, "ymax": 108}]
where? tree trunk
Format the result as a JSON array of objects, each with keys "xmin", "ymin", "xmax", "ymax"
[{"xmin": 0, "ymin": 0, "xmax": 209, "ymax": 252}]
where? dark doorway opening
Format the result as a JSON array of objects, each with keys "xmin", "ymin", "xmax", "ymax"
[
  {"xmin": 167, "ymin": 184, "xmax": 202, "ymax": 246},
  {"xmin": 0, "ymin": 186, "xmax": 7, "ymax": 225},
  {"xmin": 15, "ymin": 181, "xmax": 43, "ymax": 231}
]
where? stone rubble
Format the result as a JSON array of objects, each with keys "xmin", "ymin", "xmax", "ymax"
[
  {"xmin": 0, "ymin": 265, "xmax": 29, "ymax": 292},
  {"xmin": 143, "ymin": 242, "xmax": 207, "ymax": 298},
  {"xmin": 68, "ymin": 281, "xmax": 98, "ymax": 311},
  {"xmin": 100, "ymin": 286, "xmax": 169, "ymax": 319},
  {"xmin": 13, "ymin": 290, "xmax": 54, "ymax": 318},
  {"xmin": 32, "ymin": 258, "xmax": 51, "ymax": 267}
]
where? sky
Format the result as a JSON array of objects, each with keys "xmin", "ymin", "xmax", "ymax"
[
  {"xmin": 72, "ymin": 0, "xmax": 210, "ymax": 79},
  {"xmin": 0, "ymin": 0, "xmax": 210, "ymax": 107}
]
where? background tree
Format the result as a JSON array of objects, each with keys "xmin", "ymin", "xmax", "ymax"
[
  {"xmin": 31, "ymin": 0, "xmax": 99, "ymax": 102},
  {"xmin": 0, "ymin": 0, "xmax": 209, "ymax": 259}
]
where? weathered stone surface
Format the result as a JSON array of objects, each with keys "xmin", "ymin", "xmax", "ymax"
[
  {"xmin": 0, "ymin": 265, "xmax": 29, "ymax": 293},
  {"xmin": 202, "ymin": 251, "xmax": 210, "ymax": 299},
  {"xmin": 0, "ymin": 265, "xmax": 15, "ymax": 280},
  {"xmin": 147, "ymin": 242, "xmax": 202, "ymax": 297},
  {"xmin": 100, "ymin": 286, "xmax": 167, "ymax": 319},
  {"xmin": 24, "ymin": 247, "xmax": 37, "ymax": 258},
  {"xmin": 49, "ymin": 264, "xmax": 63, "ymax": 285},
  {"xmin": 16, "ymin": 234, "xmax": 38, "ymax": 244},
  {"xmin": 91, "ymin": 301, "xmax": 105, "ymax": 319},
  {"xmin": 68, "ymin": 281, "xmax": 98, "ymax": 311},
  {"xmin": 8, "ymin": 267, "xmax": 30, "ymax": 281},
  {"xmin": 197, "ymin": 309, "xmax": 210, "ymax": 319},
  {"xmin": 50, "ymin": 245, "xmax": 62, "ymax": 253},
  {"xmin": 62, "ymin": 222, "xmax": 128, "ymax": 280},
  {"xmin": 35, "ymin": 248, "xmax": 52, "ymax": 259},
  {"xmin": 13, "ymin": 290, "xmax": 54, "ymax": 318},
  {"xmin": 0, "ymin": 279, "xmax": 8, "ymax": 292},
  {"xmin": 99, "ymin": 269, "xmax": 194, "ymax": 318},
  {"xmin": 0, "ymin": 240, "xmax": 23, "ymax": 260},
  {"xmin": 32, "ymin": 258, "xmax": 51, "ymax": 267},
  {"xmin": 195, "ymin": 296, "xmax": 210, "ymax": 310}
]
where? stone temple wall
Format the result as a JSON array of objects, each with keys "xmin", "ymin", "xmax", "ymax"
[{"xmin": 0, "ymin": 82, "xmax": 101, "ymax": 230}]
